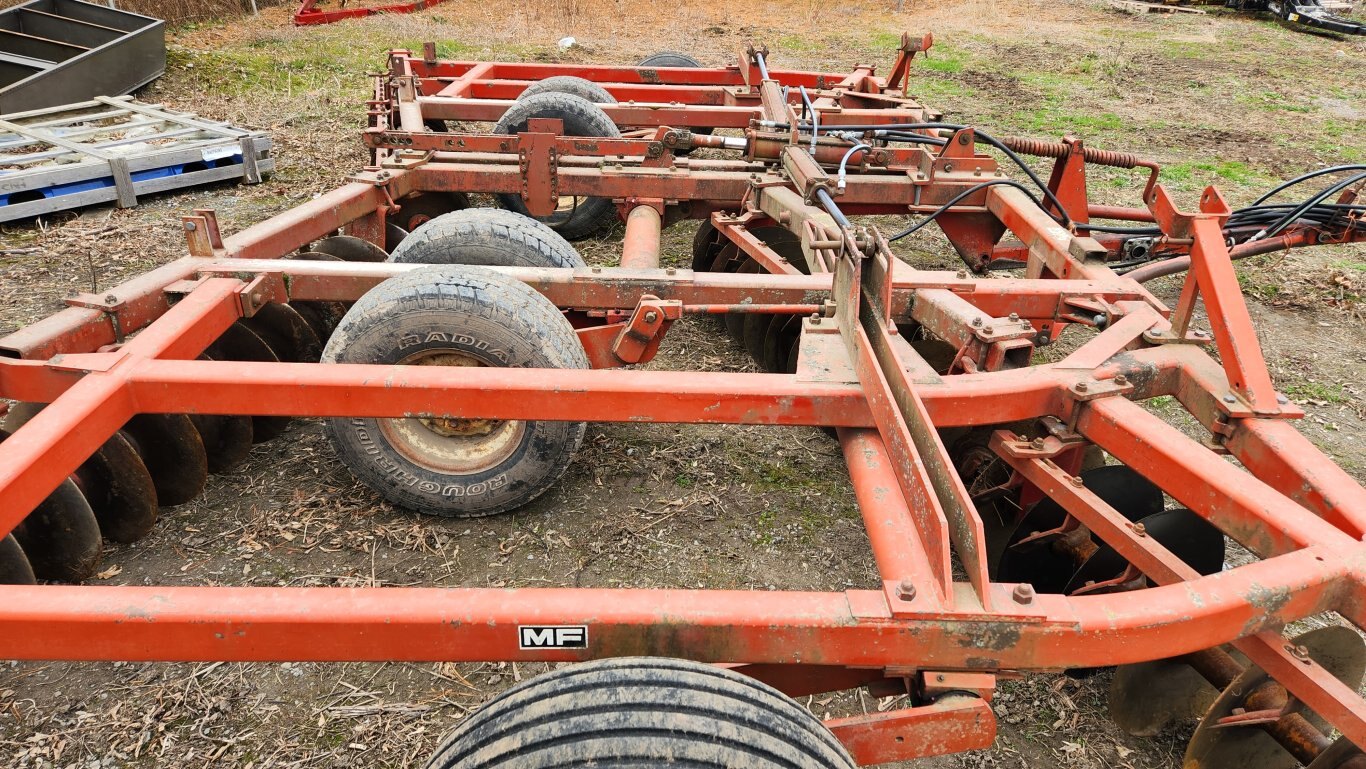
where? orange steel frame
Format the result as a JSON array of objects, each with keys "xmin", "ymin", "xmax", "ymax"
[{"xmin": 1, "ymin": 42, "xmax": 1365, "ymax": 764}]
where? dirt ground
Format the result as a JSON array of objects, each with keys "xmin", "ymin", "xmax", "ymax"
[{"xmin": 1, "ymin": 0, "xmax": 1364, "ymax": 767}]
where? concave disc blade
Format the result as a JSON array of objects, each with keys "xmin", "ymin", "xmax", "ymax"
[
  {"xmin": 1185, "ymin": 626, "xmax": 1366, "ymax": 769},
  {"xmin": 4, "ymin": 403, "xmax": 158, "ymax": 543},
  {"xmin": 996, "ymin": 464, "xmax": 1163, "ymax": 592},
  {"xmin": 241, "ymin": 302, "xmax": 323, "ymax": 363},
  {"xmin": 121, "ymin": 414, "xmax": 209, "ymax": 507},
  {"xmin": 2, "ymin": 429, "xmax": 103, "ymax": 582},
  {"xmin": 1109, "ymin": 648, "xmax": 1249, "ymax": 737},
  {"xmin": 743, "ymin": 311, "xmax": 770, "ymax": 364},
  {"xmin": 691, "ymin": 220, "xmax": 724, "ymax": 272},
  {"xmin": 1063, "ymin": 508, "xmax": 1225, "ymax": 595},
  {"xmin": 208, "ymin": 322, "xmax": 291, "ymax": 442},
  {"xmin": 76, "ymin": 431, "xmax": 159, "ymax": 542},
  {"xmin": 0, "ymin": 535, "xmax": 36, "ymax": 584},
  {"xmin": 313, "ymin": 234, "xmax": 388, "ymax": 262},
  {"xmin": 762, "ymin": 315, "xmax": 801, "ymax": 373},
  {"xmin": 726, "ymin": 259, "xmax": 759, "ymax": 341}
]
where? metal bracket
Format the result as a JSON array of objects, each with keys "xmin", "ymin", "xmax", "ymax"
[
  {"xmin": 519, "ymin": 119, "xmax": 562, "ymax": 217},
  {"xmin": 611, "ymin": 296, "xmax": 683, "ymax": 364}
]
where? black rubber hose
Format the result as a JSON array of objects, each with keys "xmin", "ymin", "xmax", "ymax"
[{"xmin": 889, "ymin": 180, "xmax": 1044, "ymax": 241}]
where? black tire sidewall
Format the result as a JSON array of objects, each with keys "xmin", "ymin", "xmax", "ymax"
[{"xmin": 324, "ymin": 269, "xmax": 587, "ymax": 517}]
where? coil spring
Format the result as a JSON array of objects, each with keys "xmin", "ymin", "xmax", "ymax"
[{"xmin": 1000, "ymin": 137, "xmax": 1140, "ymax": 169}]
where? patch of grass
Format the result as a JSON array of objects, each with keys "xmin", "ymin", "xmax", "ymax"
[
  {"xmin": 1162, "ymin": 160, "xmax": 1269, "ymax": 188},
  {"xmin": 918, "ymin": 42, "xmax": 968, "ymax": 74},
  {"xmin": 1236, "ymin": 89, "xmax": 1314, "ymax": 113},
  {"xmin": 1281, "ymin": 380, "xmax": 1349, "ymax": 404}
]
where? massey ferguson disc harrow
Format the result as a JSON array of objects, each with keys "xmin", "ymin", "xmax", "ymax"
[{"xmin": 2, "ymin": 35, "xmax": 1366, "ymax": 767}]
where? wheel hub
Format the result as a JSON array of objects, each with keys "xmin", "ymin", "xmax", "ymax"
[{"xmin": 380, "ymin": 350, "xmax": 526, "ymax": 474}]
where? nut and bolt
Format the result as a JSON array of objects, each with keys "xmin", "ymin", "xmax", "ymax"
[
  {"xmin": 1114, "ymin": 374, "xmax": 1128, "ymax": 386},
  {"xmin": 896, "ymin": 579, "xmax": 917, "ymax": 601},
  {"xmin": 982, "ymin": 326, "xmax": 994, "ymax": 334},
  {"xmin": 643, "ymin": 311, "xmax": 659, "ymax": 324},
  {"xmin": 1008, "ymin": 312, "xmax": 1020, "ymax": 321},
  {"xmin": 1030, "ymin": 438, "xmax": 1046, "ymax": 450},
  {"xmin": 971, "ymin": 317, "xmax": 983, "ymax": 328},
  {"xmin": 1076, "ymin": 381, "xmax": 1089, "ymax": 393},
  {"xmin": 956, "ymin": 270, "xmax": 969, "ymax": 279},
  {"xmin": 1012, "ymin": 584, "xmax": 1035, "ymax": 605},
  {"xmin": 1290, "ymin": 644, "xmax": 1312, "ymax": 662},
  {"xmin": 104, "ymin": 294, "xmax": 118, "ymax": 304},
  {"xmin": 1132, "ymin": 522, "xmax": 1148, "ymax": 537},
  {"xmin": 944, "ymin": 163, "xmax": 955, "ymax": 172},
  {"xmin": 1069, "ymin": 476, "xmax": 1085, "ymax": 488}
]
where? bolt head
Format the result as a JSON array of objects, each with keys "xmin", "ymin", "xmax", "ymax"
[
  {"xmin": 1012, "ymin": 584, "xmax": 1035, "ymax": 605},
  {"xmin": 643, "ymin": 311, "xmax": 658, "ymax": 324},
  {"xmin": 183, "ymin": 221, "xmax": 197, "ymax": 232},
  {"xmin": 1223, "ymin": 394, "xmax": 1237, "ymax": 404},
  {"xmin": 896, "ymin": 579, "xmax": 917, "ymax": 601},
  {"xmin": 1276, "ymin": 394, "xmax": 1289, "ymax": 405},
  {"xmin": 1008, "ymin": 312, "xmax": 1020, "ymax": 321},
  {"xmin": 1114, "ymin": 374, "xmax": 1128, "ymax": 386},
  {"xmin": 1076, "ymin": 381, "xmax": 1089, "ymax": 393},
  {"xmin": 971, "ymin": 317, "xmax": 983, "ymax": 327},
  {"xmin": 1069, "ymin": 476, "xmax": 1084, "ymax": 487},
  {"xmin": 1030, "ymin": 438, "xmax": 1045, "ymax": 450},
  {"xmin": 104, "ymin": 294, "xmax": 117, "ymax": 304}
]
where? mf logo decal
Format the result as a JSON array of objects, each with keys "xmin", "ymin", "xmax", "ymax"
[{"xmin": 518, "ymin": 625, "xmax": 588, "ymax": 650}]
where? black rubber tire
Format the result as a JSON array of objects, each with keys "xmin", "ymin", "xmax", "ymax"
[
  {"xmin": 389, "ymin": 208, "xmax": 586, "ymax": 269},
  {"xmin": 494, "ymin": 93, "xmax": 621, "ymax": 241},
  {"xmin": 424, "ymin": 657, "xmax": 856, "ymax": 769},
  {"xmin": 323, "ymin": 265, "xmax": 588, "ymax": 517},
  {"xmin": 388, "ymin": 192, "xmax": 472, "ymax": 250},
  {"xmin": 637, "ymin": 52, "xmax": 713, "ymax": 139},
  {"xmin": 637, "ymin": 51, "xmax": 704, "ymax": 68},
  {"xmin": 519, "ymin": 76, "xmax": 616, "ymax": 105}
]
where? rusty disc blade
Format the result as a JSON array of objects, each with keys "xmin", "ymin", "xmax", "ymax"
[
  {"xmin": 3, "ymin": 428, "xmax": 103, "ymax": 582},
  {"xmin": 312, "ymin": 234, "xmax": 388, "ymax": 263},
  {"xmin": 1063, "ymin": 508, "xmax": 1225, "ymax": 595},
  {"xmin": 76, "ymin": 431, "xmax": 159, "ymax": 543},
  {"xmin": 121, "ymin": 414, "xmax": 209, "ymax": 507},
  {"xmin": 209, "ymin": 322, "xmax": 291, "ymax": 442},
  {"xmin": 726, "ymin": 260, "xmax": 760, "ymax": 341},
  {"xmin": 189, "ymin": 412, "xmax": 254, "ymax": 475},
  {"xmin": 743, "ymin": 311, "xmax": 770, "ymax": 364},
  {"xmin": 0, "ymin": 535, "xmax": 36, "ymax": 584},
  {"xmin": 241, "ymin": 302, "xmax": 323, "ymax": 363},
  {"xmin": 1110, "ymin": 652, "xmax": 1241, "ymax": 737},
  {"xmin": 11, "ymin": 478, "xmax": 102, "ymax": 581},
  {"xmin": 995, "ymin": 464, "xmax": 1163, "ymax": 592},
  {"xmin": 691, "ymin": 219, "xmax": 724, "ymax": 272},
  {"xmin": 4, "ymin": 403, "xmax": 159, "ymax": 543},
  {"xmin": 1184, "ymin": 626, "xmax": 1366, "ymax": 769},
  {"xmin": 762, "ymin": 314, "xmax": 801, "ymax": 373}
]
